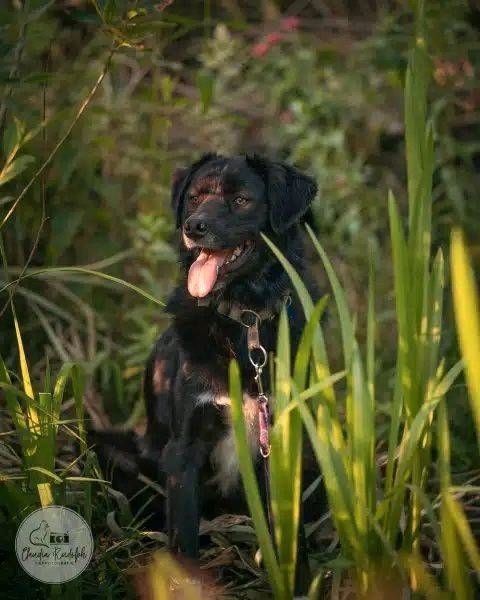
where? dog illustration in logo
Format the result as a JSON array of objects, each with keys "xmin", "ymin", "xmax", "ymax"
[{"xmin": 29, "ymin": 520, "xmax": 50, "ymax": 548}]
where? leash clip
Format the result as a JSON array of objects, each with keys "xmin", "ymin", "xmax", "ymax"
[
  {"xmin": 240, "ymin": 309, "xmax": 271, "ymax": 460},
  {"xmin": 240, "ymin": 309, "xmax": 267, "ymax": 367}
]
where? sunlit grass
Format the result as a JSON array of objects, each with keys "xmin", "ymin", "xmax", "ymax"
[{"xmin": 451, "ymin": 229, "xmax": 480, "ymax": 447}]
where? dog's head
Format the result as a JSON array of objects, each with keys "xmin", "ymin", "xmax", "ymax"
[{"xmin": 171, "ymin": 153, "xmax": 317, "ymax": 299}]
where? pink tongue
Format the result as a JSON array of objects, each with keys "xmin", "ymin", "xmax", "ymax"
[{"xmin": 187, "ymin": 249, "xmax": 230, "ymax": 298}]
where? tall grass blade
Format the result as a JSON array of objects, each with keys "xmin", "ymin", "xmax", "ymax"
[
  {"xmin": 432, "ymin": 359, "xmax": 464, "ymax": 399},
  {"xmin": 261, "ymin": 233, "xmax": 328, "ymax": 367},
  {"xmin": 450, "ymin": 229, "xmax": 480, "ymax": 446},
  {"xmin": 388, "ymin": 192, "xmax": 413, "ymax": 417},
  {"xmin": 270, "ymin": 307, "xmax": 301, "ymax": 595},
  {"xmin": 305, "ymin": 224, "xmax": 354, "ymax": 366},
  {"xmin": 384, "ymin": 360, "xmax": 403, "ymax": 497},
  {"xmin": 382, "ymin": 396, "xmax": 441, "ymax": 542},
  {"xmin": 228, "ymin": 360, "xmax": 285, "ymax": 598},
  {"xmin": 296, "ymin": 390, "xmax": 360, "ymax": 560},
  {"xmin": 1, "ymin": 266, "xmax": 165, "ymax": 307},
  {"xmin": 366, "ymin": 254, "xmax": 375, "ymax": 404},
  {"xmin": 444, "ymin": 493, "xmax": 480, "ymax": 575},
  {"xmin": 437, "ymin": 397, "xmax": 474, "ymax": 599},
  {"xmin": 305, "ymin": 225, "xmax": 375, "ymax": 549},
  {"xmin": 12, "ymin": 306, "xmax": 34, "ymax": 400}
]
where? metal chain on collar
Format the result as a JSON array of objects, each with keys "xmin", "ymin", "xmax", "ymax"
[{"xmin": 239, "ymin": 309, "xmax": 271, "ymax": 458}]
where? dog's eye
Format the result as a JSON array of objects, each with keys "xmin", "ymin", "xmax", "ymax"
[{"xmin": 233, "ymin": 196, "xmax": 249, "ymax": 206}]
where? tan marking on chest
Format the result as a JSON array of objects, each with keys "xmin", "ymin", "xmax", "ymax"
[{"xmin": 209, "ymin": 393, "xmax": 259, "ymax": 496}]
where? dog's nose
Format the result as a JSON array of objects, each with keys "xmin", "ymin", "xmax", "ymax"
[{"xmin": 184, "ymin": 217, "xmax": 208, "ymax": 238}]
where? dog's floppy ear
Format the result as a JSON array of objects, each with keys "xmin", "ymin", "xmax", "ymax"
[
  {"xmin": 171, "ymin": 152, "xmax": 218, "ymax": 228},
  {"xmin": 247, "ymin": 155, "xmax": 317, "ymax": 234}
]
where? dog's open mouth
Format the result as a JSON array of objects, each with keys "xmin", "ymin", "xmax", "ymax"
[{"xmin": 187, "ymin": 240, "xmax": 254, "ymax": 298}]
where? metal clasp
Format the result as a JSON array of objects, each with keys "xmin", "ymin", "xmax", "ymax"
[{"xmin": 240, "ymin": 309, "xmax": 271, "ymax": 459}]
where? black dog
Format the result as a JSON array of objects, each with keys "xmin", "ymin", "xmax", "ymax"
[
  {"xmin": 92, "ymin": 153, "xmax": 322, "ymax": 589},
  {"xmin": 143, "ymin": 153, "xmax": 321, "ymax": 574}
]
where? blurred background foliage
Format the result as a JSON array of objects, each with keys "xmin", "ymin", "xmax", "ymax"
[{"xmin": 1, "ymin": 0, "xmax": 479, "ymax": 459}]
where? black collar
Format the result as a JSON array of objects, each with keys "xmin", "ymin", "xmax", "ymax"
[{"xmin": 197, "ymin": 293, "xmax": 292, "ymax": 324}]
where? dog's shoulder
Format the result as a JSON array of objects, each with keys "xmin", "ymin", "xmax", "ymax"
[{"xmin": 144, "ymin": 325, "xmax": 180, "ymax": 431}]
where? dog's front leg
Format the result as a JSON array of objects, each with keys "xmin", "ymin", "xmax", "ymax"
[
  {"xmin": 172, "ymin": 460, "xmax": 200, "ymax": 558},
  {"xmin": 164, "ymin": 438, "xmax": 205, "ymax": 559},
  {"xmin": 294, "ymin": 518, "xmax": 311, "ymax": 595}
]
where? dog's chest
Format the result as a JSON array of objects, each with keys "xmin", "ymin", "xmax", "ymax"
[{"xmin": 197, "ymin": 391, "xmax": 259, "ymax": 496}]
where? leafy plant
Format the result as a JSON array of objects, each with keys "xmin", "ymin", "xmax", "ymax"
[{"xmin": 0, "ymin": 246, "xmax": 92, "ymax": 516}]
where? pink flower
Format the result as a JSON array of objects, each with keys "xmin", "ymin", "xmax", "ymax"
[
  {"xmin": 264, "ymin": 32, "xmax": 283, "ymax": 45},
  {"xmin": 281, "ymin": 16, "xmax": 300, "ymax": 32},
  {"xmin": 251, "ymin": 42, "xmax": 270, "ymax": 58},
  {"xmin": 251, "ymin": 31, "xmax": 283, "ymax": 58}
]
